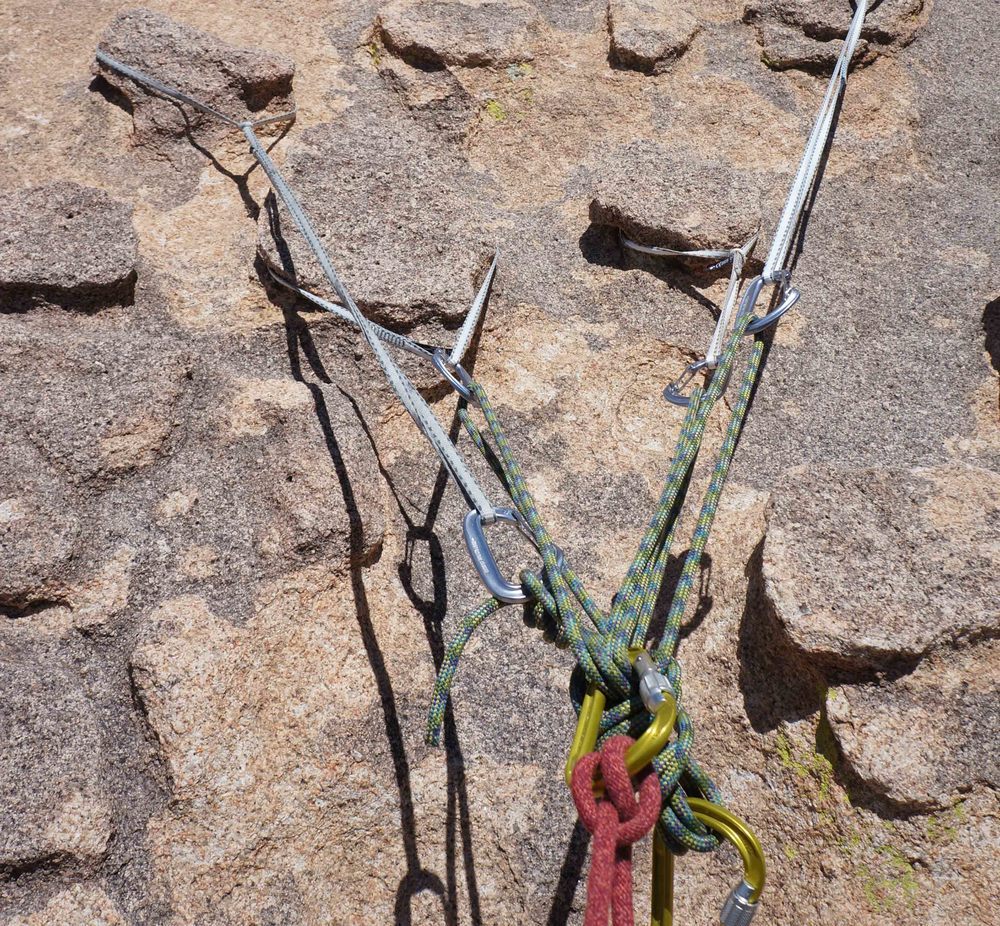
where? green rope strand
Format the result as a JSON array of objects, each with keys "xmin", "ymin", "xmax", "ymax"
[{"xmin": 426, "ymin": 311, "xmax": 765, "ymax": 853}]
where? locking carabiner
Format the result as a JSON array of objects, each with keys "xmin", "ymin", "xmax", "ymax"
[
  {"xmin": 688, "ymin": 798, "xmax": 767, "ymax": 925},
  {"xmin": 564, "ymin": 649, "xmax": 677, "ymax": 789}
]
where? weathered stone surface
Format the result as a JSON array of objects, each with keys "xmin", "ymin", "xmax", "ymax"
[
  {"xmin": 607, "ymin": 0, "xmax": 700, "ymax": 73},
  {"xmin": 257, "ymin": 109, "xmax": 497, "ymax": 326},
  {"xmin": 827, "ymin": 643, "xmax": 1000, "ymax": 810},
  {"xmin": 0, "ymin": 645, "xmax": 112, "ymax": 873},
  {"xmin": 590, "ymin": 141, "xmax": 763, "ymax": 250},
  {"xmin": 0, "ymin": 322, "xmax": 189, "ymax": 485},
  {"xmin": 151, "ymin": 373, "xmax": 386, "ymax": 608},
  {"xmin": 743, "ymin": 0, "xmax": 929, "ymax": 71},
  {"xmin": 0, "ymin": 183, "xmax": 136, "ymax": 310},
  {"xmin": 128, "ymin": 594, "xmax": 547, "ymax": 924},
  {"xmin": 0, "ymin": 445, "xmax": 78, "ymax": 614},
  {"xmin": 763, "ymin": 464, "xmax": 1000, "ymax": 670},
  {"xmin": 1, "ymin": 0, "xmax": 997, "ymax": 922},
  {"xmin": 5, "ymin": 885, "xmax": 127, "ymax": 926},
  {"xmin": 377, "ymin": 55, "xmax": 475, "ymax": 141},
  {"xmin": 94, "ymin": 8, "xmax": 295, "ymax": 143},
  {"xmin": 376, "ymin": 0, "xmax": 541, "ymax": 69}
]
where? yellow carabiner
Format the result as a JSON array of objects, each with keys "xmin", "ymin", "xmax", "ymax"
[
  {"xmin": 562, "ymin": 653, "xmax": 766, "ymax": 926},
  {"xmin": 564, "ymin": 649, "xmax": 677, "ymax": 790},
  {"xmin": 563, "ymin": 649, "xmax": 679, "ymax": 926},
  {"xmin": 689, "ymin": 798, "xmax": 766, "ymax": 923}
]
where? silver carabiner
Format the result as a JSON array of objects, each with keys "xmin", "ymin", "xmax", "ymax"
[
  {"xmin": 739, "ymin": 274, "xmax": 801, "ymax": 335},
  {"xmin": 432, "ymin": 347, "xmax": 477, "ymax": 404},
  {"xmin": 463, "ymin": 508, "xmax": 565, "ymax": 604},
  {"xmin": 663, "ymin": 358, "xmax": 713, "ymax": 407}
]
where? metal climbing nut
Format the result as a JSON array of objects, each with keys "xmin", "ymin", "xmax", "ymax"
[
  {"xmin": 720, "ymin": 881, "xmax": 759, "ymax": 926},
  {"xmin": 737, "ymin": 274, "xmax": 801, "ymax": 335},
  {"xmin": 462, "ymin": 508, "xmax": 563, "ymax": 604},
  {"xmin": 432, "ymin": 348, "xmax": 477, "ymax": 403}
]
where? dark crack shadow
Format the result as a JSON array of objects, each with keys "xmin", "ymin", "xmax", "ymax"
[{"xmin": 983, "ymin": 297, "xmax": 1000, "ymax": 374}]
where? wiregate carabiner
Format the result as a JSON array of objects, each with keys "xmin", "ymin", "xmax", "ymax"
[
  {"xmin": 463, "ymin": 508, "xmax": 564, "ymax": 604},
  {"xmin": 688, "ymin": 798, "xmax": 767, "ymax": 925},
  {"xmin": 663, "ymin": 358, "xmax": 714, "ymax": 407}
]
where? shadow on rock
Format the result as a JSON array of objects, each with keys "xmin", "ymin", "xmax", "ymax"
[{"xmin": 279, "ymin": 297, "xmax": 486, "ymax": 926}]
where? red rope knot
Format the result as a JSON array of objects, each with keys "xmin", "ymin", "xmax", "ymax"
[{"xmin": 570, "ymin": 736, "xmax": 662, "ymax": 926}]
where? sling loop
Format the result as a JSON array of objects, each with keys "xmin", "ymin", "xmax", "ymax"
[
  {"xmin": 427, "ymin": 0, "xmax": 870, "ymax": 872},
  {"xmin": 96, "ymin": 2, "xmax": 868, "ymax": 915}
]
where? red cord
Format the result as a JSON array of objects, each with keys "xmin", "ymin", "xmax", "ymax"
[{"xmin": 571, "ymin": 736, "xmax": 662, "ymax": 926}]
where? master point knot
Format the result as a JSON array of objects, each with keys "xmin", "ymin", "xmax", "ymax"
[{"xmin": 570, "ymin": 736, "xmax": 662, "ymax": 926}]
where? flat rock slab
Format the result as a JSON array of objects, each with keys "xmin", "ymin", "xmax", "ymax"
[
  {"xmin": 0, "ymin": 445, "xmax": 79, "ymax": 613},
  {"xmin": 0, "ymin": 644, "xmax": 112, "ymax": 872},
  {"xmin": 763, "ymin": 464, "xmax": 1000, "ymax": 671},
  {"xmin": 0, "ymin": 323, "xmax": 190, "ymax": 485},
  {"xmin": 589, "ymin": 141, "xmax": 763, "ymax": 251},
  {"xmin": 94, "ymin": 8, "xmax": 294, "ymax": 143},
  {"xmin": 377, "ymin": 56, "xmax": 475, "ymax": 141},
  {"xmin": 257, "ymin": 109, "xmax": 497, "ymax": 326},
  {"xmin": 376, "ymin": 0, "xmax": 541, "ymax": 68},
  {"xmin": 0, "ymin": 183, "xmax": 136, "ymax": 310},
  {"xmin": 607, "ymin": 0, "xmax": 700, "ymax": 73},
  {"xmin": 827, "ymin": 643, "xmax": 1000, "ymax": 810},
  {"xmin": 743, "ymin": 0, "xmax": 928, "ymax": 71}
]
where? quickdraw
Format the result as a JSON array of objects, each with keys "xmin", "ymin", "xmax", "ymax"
[{"xmin": 92, "ymin": 2, "xmax": 871, "ymax": 922}]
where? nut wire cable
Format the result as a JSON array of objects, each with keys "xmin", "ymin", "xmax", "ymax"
[{"xmin": 94, "ymin": 48, "xmax": 499, "ymax": 522}]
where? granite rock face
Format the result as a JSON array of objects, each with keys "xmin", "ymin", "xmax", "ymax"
[
  {"xmin": 589, "ymin": 141, "xmax": 763, "ymax": 250},
  {"xmin": 94, "ymin": 8, "xmax": 295, "ymax": 143},
  {"xmin": 762, "ymin": 464, "xmax": 1000, "ymax": 671},
  {"xmin": 0, "ymin": 445, "xmax": 79, "ymax": 614},
  {"xmin": 0, "ymin": 645, "xmax": 112, "ymax": 874},
  {"xmin": 257, "ymin": 108, "xmax": 498, "ymax": 326},
  {"xmin": 0, "ymin": 321, "xmax": 189, "ymax": 486},
  {"xmin": 2, "ymin": 0, "xmax": 999, "ymax": 924},
  {"xmin": 5, "ymin": 886, "xmax": 127, "ymax": 926},
  {"xmin": 606, "ymin": 0, "xmax": 700, "ymax": 73},
  {"xmin": 827, "ymin": 643, "xmax": 1000, "ymax": 810},
  {"xmin": 743, "ymin": 0, "xmax": 930, "ymax": 71},
  {"xmin": 0, "ymin": 183, "xmax": 137, "ymax": 310},
  {"xmin": 377, "ymin": 55, "xmax": 475, "ymax": 140},
  {"xmin": 376, "ymin": 0, "xmax": 541, "ymax": 68}
]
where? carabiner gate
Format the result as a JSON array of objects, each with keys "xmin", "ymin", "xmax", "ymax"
[{"xmin": 462, "ymin": 508, "xmax": 564, "ymax": 604}]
